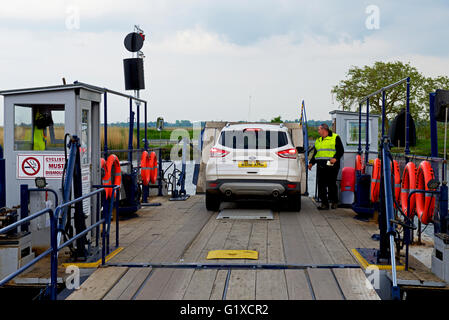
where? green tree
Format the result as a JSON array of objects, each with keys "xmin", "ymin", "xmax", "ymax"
[
  {"xmin": 331, "ymin": 61, "xmax": 449, "ymax": 123},
  {"xmin": 270, "ymin": 116, "xmax": 282, "ymax": 123}
]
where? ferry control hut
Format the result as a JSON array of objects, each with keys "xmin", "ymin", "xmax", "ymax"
[{"xmin": 1, "ymin": 84, "xmax": 102, "ymax": 248}]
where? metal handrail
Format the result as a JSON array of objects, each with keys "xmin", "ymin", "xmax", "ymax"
[
  {"xmin": 359, "ymin": 77, "xmax": 409, "ymax": 104},
  {"xmin": 381, "ymin": 142, "xmax": 400, "ymax": 299},
  {"xmin": 0, "ymin": 185, "xmax": 120, "ymax": 300},
  {"xmin": 0, "ymin": 208, "xmax": 55, "ymax": 287}
]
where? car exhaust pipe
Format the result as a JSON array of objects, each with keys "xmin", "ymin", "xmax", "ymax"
[
  {"xmin": 272, "ymin": 190, "xmax": 280, "ymax": 198},
  {"xmin": 225, "ymin": 190, "xmax": 232, "ymax": 197}
]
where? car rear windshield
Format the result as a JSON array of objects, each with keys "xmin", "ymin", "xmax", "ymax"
[{"xmin": 219, "ymin": 130, "xmax": 289, "ymax": 149}]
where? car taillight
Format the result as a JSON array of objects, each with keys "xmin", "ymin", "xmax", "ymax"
[
  {"xmin": 210, "ymin": 147, "xmax": 229, "ymax": 158},
  {"xmin": 277, "ymin": 148, "xmax": 297, "ymax": 159},
  {"xmin": 287, "ymin": 183, "xmax": 298, "ymax": 189}
]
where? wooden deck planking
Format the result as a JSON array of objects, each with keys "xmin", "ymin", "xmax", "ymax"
[
  {"xmin": 188, "ymin": 218, "xmax": 234, "ymax": 300},
  {"xmin": 67, "ymin": 196, "xmax": 396, "ymax": 300},
  {"xmin": 219, "ymin": 220, "xmax": 253, "ymax": 264},
  {"xmin": 67, "ymin": 267, "xmax": 128, "ymax": 300},
  {"xmin": 210, "ymin": 270, "xmax": 229, "ymax": 300},
  {"xmin": 134, "ymin": 202, "xmax": 213, "ymax": 299},
  {"xmin": 255, "ymin": 270, "xmax": 288, "ymax": 300},
  {"xmin": 247, "ymin": 221, "xmax": 268, "ymax": 263},
  {"xmin": 306, "ymin": 268, "xmax": 344, "ymax": 300},
  {"xmin": 103, "ymin": 267, "xmax": 152, "ymax": 300},
  {"xmin": 267, "ymin": 212, "xmax": 285, "ymax": 263},
  {"xmin": 280, "ymin": 211, "xmax": 313, "ymax": 264},
  {"xmin": 296, "ymin": 209, "xmax": 334, "ymax": 265},
  {"xmin": 332, "ymin": 268, "xmax": 380, "ymax": 300},
  {"xmin": 183, "ymin": 269, "xmax": 219, "ymax": 300},
  {"xmin": 134, "ymin": 268, "xmax": 173, "ymax": 300},
  {"xmin": 285, "ymin": 270, "xmax": 314, "ymax": 300},
  {"xmin": 158, "ymin": 269, "xmax": 195, "ymax": 300},
  {"xmin": 225, "ymin": 270, "xmax": 256, "ymax": 300}
]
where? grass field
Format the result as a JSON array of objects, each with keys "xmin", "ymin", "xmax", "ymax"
[{"xmin": 1, "ymin": 124, "xmax": 447, "ymax": 158}]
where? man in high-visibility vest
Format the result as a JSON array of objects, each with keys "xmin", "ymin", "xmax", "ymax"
[
  {"xmin": 33, "ymin": 109, "xmax": 52, "ymax": 151},
  {"xmin": 308, "ymin": 123, "xmax": 344, "ymax": 210}
]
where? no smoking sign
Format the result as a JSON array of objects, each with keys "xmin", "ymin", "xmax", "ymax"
[
  {"xmin": 17, "ymin": 154, "xmax": 65, "ymax": 179},
  {"xmin": 18, "ymin": 155, "xmax": 44, "ymax": 178},
  {"xmin": 22, "ymin": 157, "xmax": 41, "ymax": 176}
]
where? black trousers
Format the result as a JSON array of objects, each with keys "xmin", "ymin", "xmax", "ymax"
[{"xmin": 316, "ymin": 163, "xmax": 340, "ymax": 206}]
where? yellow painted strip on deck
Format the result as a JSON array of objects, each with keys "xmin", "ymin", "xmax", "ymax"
[
  {"xmin": 62, "ymin": 247, "xmax": 124, "ymax": 268},
  {"xmin": 352, "ymin": 249, "xmax": 405, "ymax": 271},
  {"xmin": 206, "ymin": 250, "xmax": 258, "ymax": 260}
]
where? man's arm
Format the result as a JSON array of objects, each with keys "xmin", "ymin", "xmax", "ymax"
[
  {"xmin": 309, "ymin": 146, "xmax": 318, "ymax": 165},
  {"xmin": 334, "ymin": 136, "xmax": 344, "ymax": 161}
]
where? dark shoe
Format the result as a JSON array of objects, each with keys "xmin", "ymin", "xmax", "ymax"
[
  {"xmin": 331, "ymin": 203, "xmax": 338, "ymax": 209},
  {"xmin": 317, "ymin": 204, "xmax": 329, "ymax": 210}
]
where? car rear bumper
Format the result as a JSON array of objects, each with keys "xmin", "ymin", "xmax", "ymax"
[{"xmin": 206, "ymin": 179, "xmax": 301, "ymax": 198}]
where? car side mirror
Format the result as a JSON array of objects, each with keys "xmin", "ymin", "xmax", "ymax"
[{"xmin": 296, "ymin": 146, "xmax": 306, "ymax": 154}]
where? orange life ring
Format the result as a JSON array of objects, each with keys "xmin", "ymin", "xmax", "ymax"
[
  {"xmin": 391, "ymin": 160, "xmax": 401, "ymax": 208},
  {"xmin": 400, "ymin": 162, "xmax": 417, "ymax": 218},
  {"xmin": 370, "ymin": 158, "xmax": 381, "ymax": 202},
  {"xmin": 355, "ymin": 154, "xmax": 363, "ymax": 172},
  {"xmin": 103, "ymin": 154, "xmax": 122, "ymax": 199},
  {"xmin": 148, "ymin": 151, "xmax": 158, "ymax": 184},
  {"xmin": 416, "ymin": 161, "xmax": 436, "ymax": 225},
  {"xmin": 140, "ymin": 151, "xmax": 150, "ymax": 186}
]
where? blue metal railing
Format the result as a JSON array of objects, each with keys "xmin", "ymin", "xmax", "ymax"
[
  {"xmin": 300, "ymin": 100, "xmax": 310, "ymax": 196},
  {"xmin": 0, "ymin": 185, "xmax": 120, "ymax": 300},
  {"xmin": 358, "ymin": 77, "xmax": 411, "ymax": 300}
]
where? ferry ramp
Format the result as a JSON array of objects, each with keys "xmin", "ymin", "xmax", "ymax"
[{"xmin": 66, "ymin": 196, "xmax": 381, "ymax": 300}]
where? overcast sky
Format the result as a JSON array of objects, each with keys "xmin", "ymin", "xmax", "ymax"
[{"xmin": 1, "ymin": 0, "xmax": 448, "ymax": 123}]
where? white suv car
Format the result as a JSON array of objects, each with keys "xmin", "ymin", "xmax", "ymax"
[{"xmin": 205, "ymin": 123, "xmax": 302, "ymax": 211}]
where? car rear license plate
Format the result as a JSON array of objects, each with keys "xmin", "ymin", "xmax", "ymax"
[{"xmin": 238, "ymin": 161, "xmax": 267, "ymax": 168}]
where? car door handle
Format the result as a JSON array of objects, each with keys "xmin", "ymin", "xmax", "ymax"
[{"xmin": 247, "ymin": 172, "xmax": 258, "ymax": 174}]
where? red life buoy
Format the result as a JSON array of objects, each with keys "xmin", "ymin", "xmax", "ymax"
[
  {"xmin": 391, "ymin": 160, "xmax": 401, "ymax": 208},
  {"xmin": 355, "ymin": 154, "xmax": 363, "ymax": 172},
  {"xmin": 370, "ymin": 158, "xmax": 381, "ymax": 202},
  {"xmin": 148, "ymin": 151, "xmax": 158, "ymax": 184},
  {"xmin": 103, "ymin": 154, "xmax": 122, "ymax": 200},
  {"xmin": 400, "ymin": 162, "xmax": 417, "ymax": 218},
  {"xmin": 140, "ymin": 151, "xmax": 150, "ymax": 186},
  {"xmin": 416, "ymin": 161, "xmax": 436, "ymax": 225}
]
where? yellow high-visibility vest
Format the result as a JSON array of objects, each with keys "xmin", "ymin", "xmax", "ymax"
[
  {"xmin": 314, "ymin": 134, "xmax": 338, "ymax": 160},
  {"xmin": 33, "ymin": 127, "xmax": 46, "ymax": 150}
]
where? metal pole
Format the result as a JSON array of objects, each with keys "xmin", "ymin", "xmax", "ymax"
[
  {"xmin": 96, "ymin": 192, "xmax": 100, "ymax": 248},
  {"xmin": 405, "ymin": 77, "xmax": 411, "ymax": 155},
  {"xmin": 144, "ymin": 102, "xmax": 148, "ymax": 151},
  {"xmin": 0, "ymin": 145, "xmax": 5, "ymax": 208},
  {"xmin": 115, "ymin": 189, "xmax": 120, "ymax": 248},
  {"xmin": 158, "ymin": 148, "xmax": 163, "ymax": 196},
  {"xmin": 102, "ymin": 209, "xmax": 106, "ymax": 265},
  {"xmin": 103, "ymin": 92, "xmax": 108, "ymax": 159},
  {"xmin": 50, "ymin": 212, "xmax": 58, "ymax": 300},
  {"xmin": 444, "ymin": 107, "xmax": 448, "ymax": 162},
  {"xmin": 365, "ymin": 99, "xmax": 370, "ymax": 167},
  {"xmin": 20, "ymin": 185, "xmax": 29, "ymax": 232},
  {"xmin": 136, "ymin": 100, "xmax": 140, "ymax": 152},
  {"xmin": 430, "ymin": 93, "xmax": 438, "ymax": 158},
  {"xmin": 358, "ymin": 103, "xmax": 362, "ymax": 154},
  {"xmin": 382, "ymin": 91, "xmax": 386, "ymax": 137},
  {"xmin": 303, "ymin": 101, "xmax": 309, "ymax": 196},
  {"xmin": 382, "ymin": 142, "xmax": 400, "ymax": 299},
  {"xmin": 180, "ymin": 138, "xmax": 187, "ymax": 195},
  {"xmin": 128, "ymin": 98, "xmax": 134, "ymax": 165}
]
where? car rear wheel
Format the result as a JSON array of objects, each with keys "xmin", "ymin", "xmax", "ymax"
[
  {"xmin": 206, "ymin": 192, "xmax": 221, "ymax": 211},
  {"xmin": 287, "ymin": 194, "xmax": 302, "ymax": 212}
]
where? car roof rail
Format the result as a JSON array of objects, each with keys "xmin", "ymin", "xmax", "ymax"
[{"xmin": 279, "ymin": 123, "xmax": 285, "ymax": 128}]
